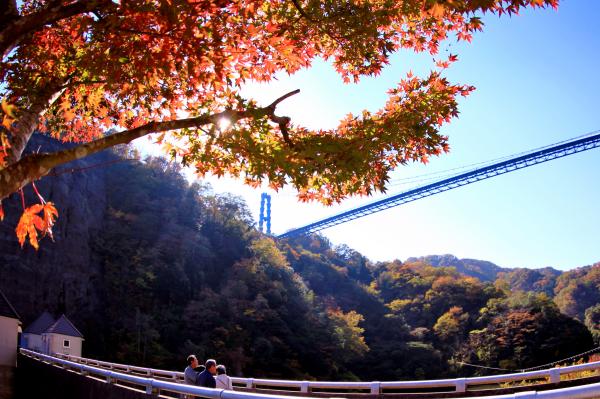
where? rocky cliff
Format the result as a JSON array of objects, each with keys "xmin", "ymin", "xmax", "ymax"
[{"xmin": 0, "ymin": 135, "xmax": 112, "ymax": 328}]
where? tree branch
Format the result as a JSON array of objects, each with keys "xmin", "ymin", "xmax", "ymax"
[
  {"xmin": 267, "ymin": 89, "xmax": 299, "ymax": 146},
  {"xmin": 0, "ymin": 0, "xmax": 115, "ymax": 61},
  {"xmin": 267, "ymin": 89, "xmax": 300, "ymax": 109},
  {"xmin": 0, "ymin": 90, "xmax": 301, "ymax": 200},
  {"xmin": 290, "ymin": 0, "xmax": 315, "ymax": 22}
]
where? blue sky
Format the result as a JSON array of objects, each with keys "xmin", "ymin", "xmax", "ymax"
[{"xmin": 139, "ymin": 1, "xmax": 600, "ymax": 270}]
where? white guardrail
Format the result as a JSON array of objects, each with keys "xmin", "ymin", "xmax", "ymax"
[{"xmin": 20, "ymin": 348, "xmax": 600, "ymax": 399}]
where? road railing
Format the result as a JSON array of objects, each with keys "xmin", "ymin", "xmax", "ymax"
[
  {"xmin": 31, "ymin": 349, "xmax": 600, "ymax": 397},
  {"xmin": 22, "ymin": 348, "xmax": 298, "ymax": 399}
]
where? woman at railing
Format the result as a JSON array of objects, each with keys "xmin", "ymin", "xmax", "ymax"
[{"xmin": 216, "ymin": 364, "xmax": 233, "ymax": 390}]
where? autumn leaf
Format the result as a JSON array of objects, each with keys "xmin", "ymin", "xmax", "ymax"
[
  {"xmin": 15, "ymin": 202, "xmax": 58, "ymax": 250},
  {"xmin": 1, "ymin": 100, "xmax": 17, "ymax": 119},
  {"xmin": 435, "ymin": 59, "xmax": 451, "ymax": 69},
  {"xmin": 16, "ymin": 205, "xmax": 44, "ymax": 250},
  {"xmin": 2, "ymin": 116, "xmax": 12, "ymax": 130},
  {"xmin": 428, "ymin": 4, "xmax": 447, "ymax": 18},
  {"xmin": 154, "ymin": 132, "xmax": 166, "ymax": 144},
  {"xmin": 1, "ymin": 101, "xmax": 17, "ymax": 131},
  {"xmin": 42, "ymin": 202, "xmax": 58, "ymax": 240}
]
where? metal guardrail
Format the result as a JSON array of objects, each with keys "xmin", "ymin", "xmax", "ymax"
[
  {"xmin": 25, "ymin": 348, "xmax": 600, "ymax": 398},
  {"xmin": 21, "ymin": 348, "xmax": 291, "ymax": 399}
]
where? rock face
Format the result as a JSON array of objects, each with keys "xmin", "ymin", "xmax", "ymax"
[{"xmin": 0, "ymin": 135, "xmax": 111, "ymax": 327}]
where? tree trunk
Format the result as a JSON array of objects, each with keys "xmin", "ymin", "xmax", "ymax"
[{"xmin": 7, "ymin": 88, "xmax": 65, "ymax": 165}]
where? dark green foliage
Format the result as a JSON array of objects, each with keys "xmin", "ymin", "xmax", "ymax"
[
  {"xmin": 584, "ymin": 304, "xmax": 600, "ymax": 344},
  {"xmin": 460, "ymin": 295, "xmax": 593, "ymax": 371},
  {"xmin": 86, "ymin": 155, "xmax": 368, "ymax": 378}
]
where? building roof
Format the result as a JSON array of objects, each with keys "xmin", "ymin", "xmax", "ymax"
[
  {"xmin": 44, "ymin": 314, "xmax": 84, "ymax": 338},
  {"xmin": 23, "ymin": 311, "xmax": 55, "ymax": 334},
  {"xmin": 0, "ymin": 289, "xmax": 20, "ymax": 320}
]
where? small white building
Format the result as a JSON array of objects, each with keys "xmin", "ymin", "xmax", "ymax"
[
  {"xmin": 42, "ymin": 314, "xmax": 84, "ymax": 357},
  {"xmin": 22, "ymin": 313, "xmax": 84, "ymax": 357},
  {"xmin": 21, "ymin": 311, "xmax": 54, "ymax": 353},
  {"xmin": 0, "ymin": 289, "xmax": 21, "ymax": 367}
]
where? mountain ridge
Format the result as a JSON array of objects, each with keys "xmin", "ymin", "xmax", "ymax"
[{"xmin": 405, "ymin": 254, "xmax": 565, "ymax": 283}]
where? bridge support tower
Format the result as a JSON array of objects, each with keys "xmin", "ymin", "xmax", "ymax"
[{"xmin": 258, "ymin": 193, "xmax": 272, "ymax": 235}]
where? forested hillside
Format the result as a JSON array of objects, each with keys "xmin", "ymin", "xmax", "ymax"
[{"xmin": 1, "ymin": 137, "xmax": 598, "ymax": 380}]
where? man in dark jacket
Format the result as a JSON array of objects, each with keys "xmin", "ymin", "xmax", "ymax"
[{"xmin": 198, "ymin": 359, "xmax": 217, "ymax": 388}]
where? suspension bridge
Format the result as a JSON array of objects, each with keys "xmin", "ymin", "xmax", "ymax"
[{"xmin": 274, "ymin": 131, "xmax": 600, "ymax": 238}]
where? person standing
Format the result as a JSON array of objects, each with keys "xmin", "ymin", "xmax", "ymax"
[
  {"xmin": 198, "ymin": 359, "xmax": 217, "ymax": 388},
  {"xmin": 215, "ymin": 364, "xmax": 233, "ymax": 390},
  {"xmin": 184, "ymin": 355, "xmax": 201, "ymax": 385}
]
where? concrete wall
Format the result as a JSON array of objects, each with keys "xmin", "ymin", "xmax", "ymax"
[
  {"xmin": 44, "ymin": 333, "xmax": 83, "ymax": 357},
  {"xmin": 0, "ymin": 366, "xmax": 15, "ymax": 399},
  {"xmin": 0, "ymin": 315, "xmax": 19, "ymax": 367},
  {"xmin": 16, "ymin": 353, "xmax": 150, "ymax": 399}
]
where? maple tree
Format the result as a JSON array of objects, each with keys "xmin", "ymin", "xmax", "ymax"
[{"xmin": 0, "ymin": 0, "xmax": 558, "ymax": 248}]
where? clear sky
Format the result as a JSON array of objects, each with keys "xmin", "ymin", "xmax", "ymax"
[{"xmin": 138, "ymin": 1, "xmax": 600, "ymax": 271}]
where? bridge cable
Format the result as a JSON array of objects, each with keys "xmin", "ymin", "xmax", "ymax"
[
  {"xmin": 387, "ymin": 129, "xmax": 600, "ymax": 187},
  {"xmin": 49, "ymin": 158, "xmax": 139, "ymax": 177},
  {"xmin": 519, "ymin": 345, "xmax": 600, "ymax": 372},
  {"xmin": 457, "ymin": 345, "xmax": 600, "ymax": 374},
  {"xmin": 456, "ymin": 362, "xmax": 515, "ymax": 372}
]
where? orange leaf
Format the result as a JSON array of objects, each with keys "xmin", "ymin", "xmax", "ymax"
[
  {"xmin": 42, "ymin": 202, "xmax": 58, "ymax": 239},
  {"xmin": 2, "ymin": 116, "xmax": 13, "ymax": 130},
  {"xmin": 27, "ymin": 204, "xmax": 44, "ymax": 214},
  {"xmin": 429, "ymin": 4, "xmax": 446, "ymax": 18},
  {"xmin": 16, "ymin": 210, "xmax": 39, "ymax": 249},
  {"xmin": 1, "ymin": 100, "xmax": 17, "ymax": 118},
  {"xmin": 15, "ymin": 203, "xmax": 59, "ymax": 250}
]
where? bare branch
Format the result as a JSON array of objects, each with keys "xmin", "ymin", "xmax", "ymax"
[
  {"xmin": 266, "ymin": 89, "xmax": 299, "ymax": 146},
  {"xmin": 267, "ymin": 89, "xmax": 300, "ymax": 109}
]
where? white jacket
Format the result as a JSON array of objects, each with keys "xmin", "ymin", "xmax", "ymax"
[{"xmin": 216, "ymin": 374, "xmax": 233, "ymax": 390}]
